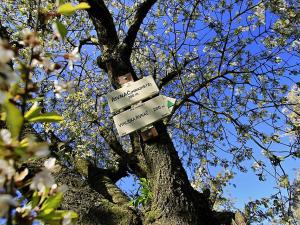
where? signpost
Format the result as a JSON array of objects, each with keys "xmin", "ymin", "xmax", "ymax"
[
  {"xmin": 113, "ymin": 95, "xmax": 176, "ymax": 136},
  {"xmin": 106, "ymin": 74, "xmax": 176, "ymax": 139},
  {"xmin": 106, "ymin": 76, "xmax": 159, "ymax": 113}
]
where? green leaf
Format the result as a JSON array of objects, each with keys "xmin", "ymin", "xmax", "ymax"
[
  {"xmin": 73, "ymin": 2, "xmax": 91, "ymax": 10},
  {"xmin": 129, "ymin": 200, "xmax": 134, "ymax": 206},
  {"xmin": 279, "ymin": 175, "xmax": 289, "ymax": 188},
  {"xmin": 27, "ymin": 112, "xmax": 63, "ymax": 123},
  {"xmin": 56, "ymin": 0, "xmax": 66, "ymax": 6},
  {"xmin": 2, "ymin": 96, "xmax": 23, "ymax": 139},
  {"xmin": 29, "ymin": 191, "xmax": 41, "ymax": 209},
  {"xmin": 40, "ymin": 192, "xmax": 63, "ymax": 216},
  {"xmin": 57, "ymin": 2, "xmax": 90, "ymax": 15},
  {"xmin": 135, "ymin": 196, "xmax": 143, "ymax": 207},
  {"xmin": 54, "ymin": 20, "xmax": 67, "ymax": 40},
  {"xmin": 24, "ymin": 102, "xmax": 63, "ymax": 123},
  {"xmin": 24, "ymin": 102, "xmax": 42, "ymax": 120},
  {"xmin": 27, "ymin": 97, "xmax": 45, "ymax": 103},
  {"xmin": 14, "ymin": 147, "xmax": 28, "ymax": 158},
  {"xmin": 140, "ymin": 178, "xmax": 147, "ymax": 184}
]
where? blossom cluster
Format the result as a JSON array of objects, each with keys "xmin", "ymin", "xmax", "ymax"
[
  {"xmin": 286, "ymin": 85, "xmax": 300, "ymax": 127},
  {"xmin": 0, "ymin": 39, "xmax": 18, "ymax": 91},
  {"xmin": 282, "ymin": 84, "xmax": 300, "ymax": 139},
  {"xmin": 282, "ymin": 84, "xmax": 300, "ymax": 138},
  {"xmin": 0, "ymin": 25, "xmax": 77, "ymax": 225}
]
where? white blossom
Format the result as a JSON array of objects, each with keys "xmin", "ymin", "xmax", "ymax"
[
  {"xmin": 31, "ymin": 57, "xmax": 57, "ymax": 73},
  {"xmin": 64, "ymin": 47, "xmax": 80, "ymax": 70},
  {"xmin": 0, "ymin": 39, "xmax": 14, "ymax": 64},
  {"xmin": 229, "ymin": 61, "xmax": 238, "ymax": 66},
  {"xmin": 44, "ymin": 157, "xmax": 61, "ymax": 172},
  {"xmin": 54, "ymin": 80, "xmax": 73, "ymax": 98},
  {"xmin": 0, "ymin": 159, "xmax": 15, "ymax": 188},
  {"xmin": 251, "ymin": 24, "xmax": 257, "ymax": 31},
  {"xmin": 16, "ymin": 204, "xmax": 32, "ymax": 215},
  {"xmin": 0, "ymin": 129, "xmax": 12, "ymax": 145},
  {"xmin": 0, "ymin": 64, "xmax": 18, "ymax": 86},
  {"xmin": 286, "ymin": 85, "xmax": 300, "ymax": 126},
  {"xmin": 252, "ymin": 162, "xmax": 262, "ymax": 171},
  {"xmin": 283, "ymin": 84, "xmax": 300, "ymax": 138},
  {"xmin": 19, "ymin": 29, "xmax": 40, "ymax": 47},
  {"xmin": 254, "ymin": 2, "xmax": 265, "ymax": 24},
  {"xmin": 42, "ymin": 58, "xmax": 58, "ymax": 72},
  {"xmin": 44, "ymin": 157, "xmax": 56, "ymax": 170},
  {"xmin": 27, "ymin": 137, "xmax": 50, "ymax": 157},
  {"xmin": 34, "ymin": 145, "xmax": 50, "ymax": 157},
  {"xmin": 275, "ymin": 56, "xmax": 282, "ymax": 63},
  {"xmin": 203, "ymin": 46, "xmax": 209, "ymax": 52},
  {"xmin": 291, "ymin": 40, "xmax": 300, "ymax": 50},
  {"xmin": 30, "ymin": 169, "xmax": 55, "ymax": 195}
]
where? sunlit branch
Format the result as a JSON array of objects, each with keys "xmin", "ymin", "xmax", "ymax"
[
  {"xmin": 158, "ymin": 56, "xmax": 199, "ymax": 89},
  {"xmin": 93, "ymin": 120, "xmax": 128, "ymax": 159},
  {"xmin": 173, "ymin": 72, "xmax": 229, "ymax": 112},
  {"xmin": 123, "ymin": 0, "xmax": 158, "ymax": 57}
]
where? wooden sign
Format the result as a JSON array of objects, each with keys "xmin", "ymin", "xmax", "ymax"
[
  {"xmin": 113, "ymin": 95, "xmax": 176, "ymax": 136},
  {"xmin": 106, "ymin": 76, "xmax": 159, "ymax": 113}
]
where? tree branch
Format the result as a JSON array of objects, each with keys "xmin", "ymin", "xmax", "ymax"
[
  {"xmin": 158, "ymin": 56, "xmax": 199, "ymax": 89},
  {"xmin": 0, "ymin": 20, "xmax": 10, "ymax": 40},
  {"xmin": 122, "ymin": 0, "xmax": 158, "ymax": 57},
  {"xmin": 173, "ymin": 73, "xmax": 227, "ymax": 112},
  {"xmin": 94, "ymin": 121, "xmax": 128, "ymax": 159},
  {"xmin": 94, "ymin": 121, "xmax": 147, "ymax": 178},
  {"xmin": 85, "ymin": 0, "xmax": 119, "ymax": 49}
]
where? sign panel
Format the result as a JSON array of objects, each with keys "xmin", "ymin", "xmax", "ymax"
[
  {"xmin": 106, "ymin": 76, "xmax": 159, "ymax": 113},
  {"xmin": 113, "ymin": 95, "xmax": 176, "ymax": 136}
]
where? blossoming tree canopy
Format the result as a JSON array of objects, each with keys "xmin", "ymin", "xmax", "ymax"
[{"xmin": 0, "ymin": 0, "xmax": 299, "ymax": 225}]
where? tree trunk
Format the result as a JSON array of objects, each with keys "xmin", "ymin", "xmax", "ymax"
[
  {"xmin": 49, "ymin": 123, "xmax": 235, "ymax": 225},
  {"xmin": 141, "ymin": 122, "xmax": 214, "ymax": 225}
]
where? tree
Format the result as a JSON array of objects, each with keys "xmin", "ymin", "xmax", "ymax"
[{"xmin": 0, "ymin": 0, "xmax": 299, "ymax": 224}]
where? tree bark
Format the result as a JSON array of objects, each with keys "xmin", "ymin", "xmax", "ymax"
[
  {"xmin": 24, "ymin": 157, "xmax": 142, "ymax": 225},
  {"xmin": 56, "ymin": 165, "xmax": 141, "ymax": 225},
  {"xmin": 140, "ymin": 122, "xmax": 213, "ymax": 225}
]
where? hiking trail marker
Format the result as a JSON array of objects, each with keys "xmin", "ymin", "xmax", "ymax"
[
  {"xmin": 106, "ymin": 74, "xmax": 176, "ymax": 139},
  {"xmin": 113, "ymin": 95, "xmax": 176, "ymax": 136},
  {"xmin": 107, "ymin": 76, "xmax": 159, "ymax": 113}
]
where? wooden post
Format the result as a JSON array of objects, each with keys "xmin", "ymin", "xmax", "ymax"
[
  {"xmin": 117, "ymin": 73, "xmax": 158, "ymax": 141},
  {"xmin": 141, "ymin": 126, "xmax": 158, "ymax": 141}
]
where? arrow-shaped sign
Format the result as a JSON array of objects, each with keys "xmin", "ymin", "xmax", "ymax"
[
  {"xmin": 106, "ymin": 76, "xmax": 159, "ymax": 113},
  {"xmin": 113, "ymin": 95, "xmax": 176, "ymax": 136}
]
